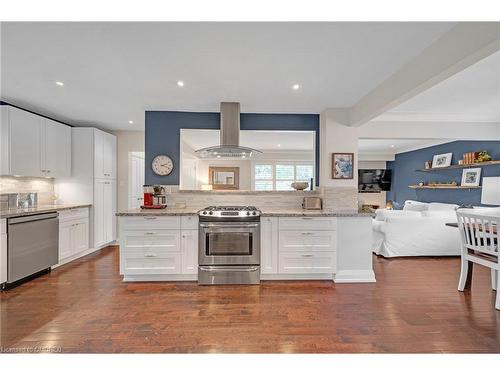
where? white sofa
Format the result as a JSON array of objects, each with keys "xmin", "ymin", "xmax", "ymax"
[{"xmin": 372, "ymin": 200, "xmax": 462, "ymax": 257}]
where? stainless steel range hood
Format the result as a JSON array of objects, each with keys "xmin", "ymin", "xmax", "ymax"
[{"xmin": 195, "ymin": 102, "xmax": 262, "ymax": 159}]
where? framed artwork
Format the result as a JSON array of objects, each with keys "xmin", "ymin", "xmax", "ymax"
[
  {"xmin": 332, "ymin": 153, "xmax": 354, "ymax": 179},
  {"xmin": 432, "ymin": 152, "xmax": 452, "ymax": 168},
  {"xmin": 461, "ymin": 168, "xmax": 481, "ymax": 187},
  {"xmin": 209, "ymin": 167, "xmax": 240, "ymax": 190}
]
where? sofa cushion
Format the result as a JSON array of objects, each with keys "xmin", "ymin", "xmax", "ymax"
[
  {"xmin": 375, "ymin": 209, "xmax": 422, "ymax": 221},
  {"xmin": 428, "ymin": 202, "xmax": 459, "ymax": 211},
  {"xmin": 421, "ymin": 211, "xmax": 457, "ymax": 220},
  {"xmin": 403, "ymin": 200, "xmax": 429, "ymax": 212}
]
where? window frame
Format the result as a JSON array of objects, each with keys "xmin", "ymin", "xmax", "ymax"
[{"xmin": 252, "ymin": 160, "xmax": 315, "ymax": 191}]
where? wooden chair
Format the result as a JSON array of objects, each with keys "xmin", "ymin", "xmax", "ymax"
[{"xmin": 456, "ymin": 210, "xmax": 499, "ymax": 310}]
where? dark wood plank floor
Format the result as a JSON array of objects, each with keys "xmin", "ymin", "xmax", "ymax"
[{"xmin": 1, "ymin": 246, "xmax": 499, "ymax": 353}]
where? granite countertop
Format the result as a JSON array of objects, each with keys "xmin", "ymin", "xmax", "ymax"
[
  {"xmin": 0, "ymin": 204, "xmax": 92, "ymax": 219},
  {"xmin": 116, "ymin": 208, "xmax": 371, "ymax": 217},
  {"xmin": 260, "ymin": 209, "xmax": 372, "ymax": 217},
  {"xmin": 116, "ymin": 207, "xmax": 199, "ymax": 216}
]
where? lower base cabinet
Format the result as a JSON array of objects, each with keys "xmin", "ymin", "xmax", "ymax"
[
  {"xmin": 58, "ymin": 208, "xmax": 90, "ymax": 263},
  {"xmin": 119, "ymin": 216, "xmax": 198, "ymax": 280},
  {"xmin": 261, "ymin": 216, "xmax": 337, "ymax": 279}
]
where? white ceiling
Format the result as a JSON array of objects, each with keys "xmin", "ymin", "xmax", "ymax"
[
  {"xmin": 182, "ymin": 129, "xmax": 314, "ymax": 151},
  {"xmin": 0, "ymin": 22, "xmax": 455, "ymax": 130},
  {"xmin": 375, "ymin": 50, "xmax": 500, "ymax": 123},
  {"xmin": 358, "ymin": 138, "xmax": 451, "ymax": 155}
]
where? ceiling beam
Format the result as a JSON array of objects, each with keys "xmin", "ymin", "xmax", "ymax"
[{"xmin": 348, "ymin": 22, "xmax": 500, "ymax": 127}]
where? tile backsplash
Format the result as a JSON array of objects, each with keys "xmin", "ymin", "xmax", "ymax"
[
  {"xmin": 161, "ymin": 186, "xmax": 358, "ymax": 211},
  {"xmin": 0, "ymin": 176, "xmax": 55, "ymax": 205}
]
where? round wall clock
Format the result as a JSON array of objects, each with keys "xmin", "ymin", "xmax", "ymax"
[{"xmin": 152, "ymin": 155, "xmax": 174, "ymax": 176}]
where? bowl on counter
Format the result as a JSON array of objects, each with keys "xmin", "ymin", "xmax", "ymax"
[{"xmin": 291, "ymin": 182, "xmax": 309, "ymax": 190}]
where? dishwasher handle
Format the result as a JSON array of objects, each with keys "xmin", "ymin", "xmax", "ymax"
[{"xmin": 8, "ymin": 212, "xmax": 59, "ymax": 225}]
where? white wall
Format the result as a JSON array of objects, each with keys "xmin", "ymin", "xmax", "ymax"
[
  {"xmin": 111, "ymin": 131, "xmax": 145, "ymax": 212},
  {"xmin": 357, "ymin": 161, "xmax": 387, "ymax": 208},
  {"xmin": 320, "ymin": 109, "xmax": 358, "ymax": 187}
]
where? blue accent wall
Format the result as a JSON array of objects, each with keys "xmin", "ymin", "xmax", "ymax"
[
  {"xmin": 387, "ymin": 140, "xmax": 500, "ymax": 206},
  {"xmin": 145, "ymin": 111, "xmax": 320, "ymax": 185}
]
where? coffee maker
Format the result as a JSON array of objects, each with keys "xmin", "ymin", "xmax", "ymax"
[{"xmin": 141, "ymin": 185, "xmax": 167, "ymax": 209}]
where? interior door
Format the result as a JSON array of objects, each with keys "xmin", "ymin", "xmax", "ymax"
[{"xmin": 129, "ymin": 153, "xmax": 145, "ymax": 209}]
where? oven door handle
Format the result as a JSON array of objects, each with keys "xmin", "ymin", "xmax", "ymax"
[{"xmin": 199, "ymin": 266, "xmax": 260, "ymax": 272}]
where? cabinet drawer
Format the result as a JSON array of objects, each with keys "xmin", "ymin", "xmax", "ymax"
[
  {"xmin": 121, "ymin": 230, "xmax": 181, "ymax": 252},
  {"xmin": 181, "ymin": 215, "xmax": 198, "ymax": 230},
  {"xmin": 120, "ymin": 216, "xmax": 180, "ymax": 230},
  {"xmin": 279, "ymin": 217, "xmax": 337, "ymax": 231},
  {"xmin": 122, "ymin": 251, "xmax": 182, "ymax": 275},
  {"xmin": 59, "ymin": 207, "xmax": 89, "ymax": 222},
  {"xmin": 279, "ymin": 251, "xmax": 336, "ymax": 274},
  {"xmin": 279, "ymin": 230, "xmax": 337, "ymax": 252}
]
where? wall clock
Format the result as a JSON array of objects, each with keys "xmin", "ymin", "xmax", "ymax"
[{"xmin": 152, "ymin": 155, "xmax": 174, "ymax": 176}]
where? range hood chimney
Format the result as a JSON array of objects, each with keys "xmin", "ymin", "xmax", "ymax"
[{"xmin": 195, "ymin": 102, "xmax": 262, "ymax": 159}]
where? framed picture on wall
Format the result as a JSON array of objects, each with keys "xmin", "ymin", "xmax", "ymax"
[
  {"xmin": 332, "ymin": 153, "xmax": 354, "ymax": 179},
  {"xmin": 461, "ymin": 168, "xmax": 481, "ymax": 187},
  {"xmin": 432, "ymin": 152, "xmax": 452, "ymax": 168}
]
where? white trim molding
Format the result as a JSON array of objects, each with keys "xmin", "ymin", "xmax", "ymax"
[{"xmin": 334, "ymin": 270, "xmax": 376, "ymax": 283}]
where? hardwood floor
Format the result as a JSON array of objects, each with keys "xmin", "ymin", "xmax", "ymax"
[{"xmin": 1, "ymin": 246, "xmax": 499, "ymax": 353}]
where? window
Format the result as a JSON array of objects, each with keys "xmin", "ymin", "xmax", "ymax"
[{"xmin": 254, "ymin": 162, "xmax": 314, "ymax": 191}]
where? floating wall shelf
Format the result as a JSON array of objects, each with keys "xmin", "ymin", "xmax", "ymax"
[
  {"xmin": 416, "ymin": 160, "xmax": 500, "ymax": 172},
  {"xmin": 409, "ymin": 185, "xmax": 482, "ymax": 190}
]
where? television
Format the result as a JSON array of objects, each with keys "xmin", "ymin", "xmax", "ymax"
[{"xmin": 358, "ymin": 169, "xmax": 392, "ymax": 193}]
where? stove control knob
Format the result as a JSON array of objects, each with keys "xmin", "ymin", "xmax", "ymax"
[
  {"xmin": 202, "ymin": 211, "xmax": 207, "ymax": 215},
  {"xmin": 252, "ymin": 211, "xmax": 257, "ymax": 215},
  {"xmin": 246, "ymin": 211, "xmax": 250, "ymax": 216},
  {"xmin": 209, "ymin": 211, "xmax": 213, "ymax": 215}
]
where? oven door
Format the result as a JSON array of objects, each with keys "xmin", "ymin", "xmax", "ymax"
[{"xmin": 199, "ymin": 222, "xmax": 260, "ymax": 265}]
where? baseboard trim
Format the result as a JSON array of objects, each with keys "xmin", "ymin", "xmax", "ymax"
[
  {"xmin": 123, "ymin": 274, "xmax": 197, "ymax": 282},
  {"xmin": 54, "ymin": 243, "xmax": 115, "ymax": 268},
  {"xmin": 333, "ymin": 269, "xmax": 376, "ymax": 283},
  {"xmin": 261, "ymin": 273, "xmax": 333, "ymax": 281}
]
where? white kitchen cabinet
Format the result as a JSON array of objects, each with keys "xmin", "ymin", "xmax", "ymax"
[
  {"xmin": 279, "ymin": 251, "xmax": 336, "ymax": 274},
  {"xmin": 279, "ymin": 230, "xmax": 337, "ymax": 253},
  {"xmin": 181, "ymin": 230, "xmax": 198, "ymax": 274},
  {"xmin": 1, "ymin": 105, "xmax": 71, "ymax": 178},
  {"xmin": 1, "ymin": 219, "xmax": 7, "ymax": 285},
  {"xmin": 94, "ymin": 179, "xmax": 116, "ymax": 248},
  {"xmin": 58, "ymin": 209, "xmax": 90, "ymax": 263},
  {"xmin": 43, "ymin": 118, "xmax": 71, "ymax": 177},
  {"xmin": 260, "ymin": 217, "xmax": 278, "ymax": 274},
  {"xmin": 9, "ymin": 106, "xmax": 42, "ymax": 177},
  {"xmin": 118, "ymin": 216, "xmax": 198, "ymax": 281},
  {"xmin": 94, "ymin": 129, "xmax": 116, "ymax": 179}
]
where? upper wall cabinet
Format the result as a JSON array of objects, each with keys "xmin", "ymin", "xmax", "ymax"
[
  {"xmin": 94, "ymin": 129, "xmax": 116, "ymax": 179},
  {"xmin": 0, "ymin": 105, "xmax": 71, "ymax": 178}
]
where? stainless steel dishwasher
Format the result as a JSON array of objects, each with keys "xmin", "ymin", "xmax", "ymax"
[{"xmin": 7, "ymin": 212, "xmax": 59, "ymax": 285}]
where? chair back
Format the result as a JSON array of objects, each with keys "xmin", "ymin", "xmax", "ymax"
[{"xmin": 456, "ymin": 210, "xmax": 499, "ymax": 257}]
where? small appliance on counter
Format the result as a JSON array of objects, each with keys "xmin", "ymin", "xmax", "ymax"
[
  {"xmin": 141, "ymin": 185, "xmax": 167, "ymax": 209},
  {"xmin": 302, "ymin": 196, "xmax": 322, "ymax": 210}
]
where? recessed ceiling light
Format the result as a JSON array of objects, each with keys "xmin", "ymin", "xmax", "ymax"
[
  {"xmin": 277, "ymin": 144, "xmax": 281, "ymax": 147},
  {"xmin": 292, "ymin": 84, "xmax": 300, "ymax": 90},
  {"xmin": 216, "ymin": 155, "xmax": 221, "ymax": 158},
  {"xmin": 55, "ymin": 81, "xmax": 64, "ymax": 86},
  {"xmin": 128, "ymin": 120, "xmax": 134, "ymax": 124},
  {"xmin": 177, "ymin": 81, "xmax": 184, "ymax": 87},
  {"xmin": 390, "ymin": 145, "xmax": 395, "ymax": 148}
]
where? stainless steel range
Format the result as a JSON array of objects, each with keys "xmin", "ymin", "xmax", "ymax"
[{"xmin": 198, "ymin": 206, "xmax": 261, "ymax": 285}]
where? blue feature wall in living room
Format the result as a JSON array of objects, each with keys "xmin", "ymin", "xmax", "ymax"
[
  {"xmin": 387, "ymin": 140, "xmax": 500, "ymax": 206},
  {"xmin": 145, "ymin": 111, "xmax": 320, "ymax": 185}
]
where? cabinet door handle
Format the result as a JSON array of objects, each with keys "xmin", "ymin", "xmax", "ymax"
[
  {"xmin": 301, "ymin": 217, "xmax": 313, "ymax": 220},
  {"xmin": 144, "ymin": 232, "xmax": 156, "ymax": 235},
  {"xmin": 301, "ymin": 254, "xmax": 313, "ymax": 258},
  {"xmin": 301, "ymin": 232, "xmax": 313, "ymax": 235},
  {"xmin": 144, "ymin": 217, "xmax": 157, "ymax": 220},
  {"xmin": 144, "ymin": 254, "xmax": 157, "ymax": 258}
]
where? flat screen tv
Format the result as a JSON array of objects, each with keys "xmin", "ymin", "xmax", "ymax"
[{"xmin": 358, "ymin": 169, "xmax": 392, "ymax": 193}]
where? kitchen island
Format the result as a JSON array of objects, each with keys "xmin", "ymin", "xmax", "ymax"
[{"xmin": 116, "ymin": 207, "xmax": 375, "ymax": 284}]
